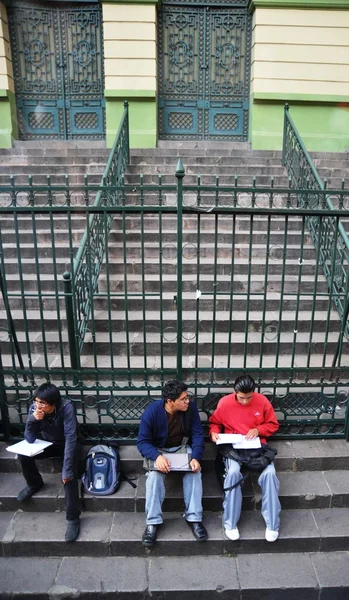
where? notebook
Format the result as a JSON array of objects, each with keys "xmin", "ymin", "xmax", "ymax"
[
  {"xmin": 153, "ymin": 452, "xmax": 192, "ymax": 471},
  {"xmin": 6, "ymin": 439, "xmax": 53, "ymax": 457}
]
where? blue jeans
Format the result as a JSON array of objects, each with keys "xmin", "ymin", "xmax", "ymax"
[
  {"xmin": 223, "ymin": 459, "xmax": 281, "ymax": 531},
  {"xmin": 145, "ymin": 446, "xmax": 203, "ymax": 525}
]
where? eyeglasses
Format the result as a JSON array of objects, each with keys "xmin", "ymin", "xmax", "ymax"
[
  {"xmin": 176, "ymin": 395, "xmax": 190, "ymax": 404},
  {"xmin": 35, "ymin": 399, "xmax": 49, "ymax": 407}
]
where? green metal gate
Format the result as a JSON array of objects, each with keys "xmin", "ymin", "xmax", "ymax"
[
  {"xmin": 158, "ymin": 0, "xmax": 251, "ymax": 140},
  {"xmin": 8, "ymin": 0, "xmax": 105, "ymax": 140}
]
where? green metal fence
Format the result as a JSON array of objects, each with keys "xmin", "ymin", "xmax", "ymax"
[{"xmin": 0, "ymin": 106, "xmax": 349, "ymax": 442}]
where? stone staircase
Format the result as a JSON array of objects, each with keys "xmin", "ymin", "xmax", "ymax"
[
  {"xmin": 1, "ymin": 141, "xmax": 349, "ymax": 597},
  {"xmin": 2, "ymin": 141, "xmax": 348, "ymax": 377},
  {"xmin": 1, "ymin": 440, "xmax": 349, "ymax": 597}
]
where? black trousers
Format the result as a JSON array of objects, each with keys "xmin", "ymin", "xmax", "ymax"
[{"xmin": 18, "ymin": 443, "xmax": 81, "ymax": 521}]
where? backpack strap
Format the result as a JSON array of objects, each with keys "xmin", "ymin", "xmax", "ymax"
[
  {"xmin": 182, "ymin": 403, "xmax": 193, "ymax": 439},
  {"xmin": 121, "ymin": 471, "xmax": 137, "ymax": 488}
]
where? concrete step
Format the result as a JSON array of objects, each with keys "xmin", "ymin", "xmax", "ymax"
[
  {"xmin": 0, "ymin": 294, "xmax": 332, "ymax": 313},
  {"xmin": 0, "ymin": 174, "xmax": 102, "ymax": 185},
  {"xmin": 13, "ymin": 140, "xmax": 107, "ymax": 149},
  {"xmin": 1, "ymin": 551, "xmax": 349, "ymax": 598},
  {"xmin": 130, "ymin": 155, "xmax": 286, "ymax": 167},
  {"xmin": 2, "ymin": 440, "xmax": 349, "ymax": 475},
  {"xmin": 1, "ymin": 330, "xmax": 344, "ymax": 356},
  {"xmin": 1, "ymin": 507, "xmax": 349, "ymax": 558},
  {"xmin": 0, "ymin": 257, "xmax": 323, "ymax": 278},
  {"xmin": 125, "ymin": 174, "xmax": 290, "ymax": 186},
  {"xmin": 126, "ymin": 165, "xmax": 287, "ymax": 176},
  {"xmin": 1, "ymin": 351, "xmax": 343, "ymax": 370},
  {"xmin": 1, "ymin": 274, "xmax": 329, "ymax": 294},
  {"xmin": 0, "ymin": 164, "xmax": 106, "ymax": 175},
  {"xmin": 1, "ymin": 467, "xmax": 349, "ymax": 514},
  {"xmin": 0, "ymin": 309, "xmax": 339, "ymax": 333},
  {"xmin": 0, "ymin": 156, "xmax": 109, "ymax": 166},
  {"xmin": 0, "ymin": 229, "xmax": 319, "ymax": 246}
]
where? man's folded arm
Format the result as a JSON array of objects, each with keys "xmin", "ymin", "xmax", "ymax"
[{"xmin": 137, "ymin": 414, "xmax": 162, "ymax": 461}]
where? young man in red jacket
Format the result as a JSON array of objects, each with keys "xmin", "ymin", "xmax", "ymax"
[{"xmin": 209, "ymin": 375, "xmax": 281, "ymax": 542}]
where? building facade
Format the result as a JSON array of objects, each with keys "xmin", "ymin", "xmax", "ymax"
[{"xmin": 0, "ymin": 0, "xmax": 348, "ymax": 151}]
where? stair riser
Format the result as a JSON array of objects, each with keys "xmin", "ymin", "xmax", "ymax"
[
  {"xmin": 1, "ymin": 490, "xmax": 348, "ymax": 515},
  {"xmin": 0, "ymin": 297, "xmax": 331, "ymax": 312},
  {"xmin": 0, "ymin": 317, "xmax": 340, "ymax": 334},
  {"xmin": 0, "ymin": 340, "xmax": 341, "ymax": 355},
  {"xmin": 0, "ymin": 262, "xmax": 321, "ymax": 277},
  {"xmin": 2, "ymin": 278, "xmax": 329, "ymax": 293},
  {"xmin": 127, "ymin": 166, "xmax": 287, "ymax": 176},
  {"xmin": 125, "ymin": 175, "xmax": 290, "ymax": 185},
  {"xmin": 0, "ymin": 165, "xmax": 106, "ymax": 175},
  {"xmin": 0, "ymin": 231, "xmax": 317, "ymax": 246},
  {"xmin": 0, "ymin": 174, "xmax": 102, "ymax": 185}
]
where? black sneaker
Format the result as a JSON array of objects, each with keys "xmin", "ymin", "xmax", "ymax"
[
  {"xmin": 65, "ymin": 519, "xmax": 80, "ymax": 543},
  {"xmin": 17, "ymin": 483, "xmax": 43, "ymax": 502}
]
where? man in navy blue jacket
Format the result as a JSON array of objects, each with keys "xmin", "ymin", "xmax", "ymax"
[
  {"xmin": 137, "ymin": 379, "xmax": 208, "ymax": 546},
  {"xmin": 16, "ymin": 383, "xmax": 81, "ymax": 543}
]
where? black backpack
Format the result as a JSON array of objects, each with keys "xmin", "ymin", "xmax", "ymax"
[{"xmin": 81, "ymin": 444, "xmax": 137, "ymax": 496}]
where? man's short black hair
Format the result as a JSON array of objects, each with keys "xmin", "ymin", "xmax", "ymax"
[
  {"xmin": 162, "ymin": 380, "xmax": 188, "ymax": 402},
  {"xmin": 234, "ymin": 375, "xmax": 255, "ymax": 394},
  {"xmin": 35, "ymin": 383, "xmax": 61, "ymax": 406}
]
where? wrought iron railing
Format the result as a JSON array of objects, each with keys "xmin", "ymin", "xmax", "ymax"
[
  {"xmin": 70, "ymin": 101, "xmax": 130, "ymax": 364},
  {"xmin": 282, "ymin": 104, "xmax": 349, "ymax": 348},
  {"xmin": 1, "ymin": 174, "xmax": 349, "ymax": 441}
]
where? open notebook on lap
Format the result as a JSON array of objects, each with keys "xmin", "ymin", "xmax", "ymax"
[{"xmin": 149, "ymin": 452, "xmax": 192, "ymax": 471}]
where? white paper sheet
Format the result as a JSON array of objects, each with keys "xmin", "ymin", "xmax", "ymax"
[
  {"xmin": 215, "ymin": 434, "xmax": 261, "ymax": 449},
  {"xmin": 6, "ymin": 439, "xmax": 53, "ymax": 457}
]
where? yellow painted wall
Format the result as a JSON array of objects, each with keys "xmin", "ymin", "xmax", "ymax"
[
  {"xmin": 251, "ymin": 8, "xmax": 349, "ymax": 97},
  {"xmin": 102, "ymin": 3, "xmax": 156, "ymax": 93},
  {"xmin": 0, "ymin": 2, "xmax": 14, "ymax": 92}
]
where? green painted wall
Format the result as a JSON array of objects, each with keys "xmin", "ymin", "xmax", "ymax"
[
  {"xmin": 250, "ymin": 100, "xmax": 349, "ymax": 152},
  {"xmin": 106, "ymin": 96, "xmax": 157, "ymax": 148},
  {"xmin": 0, "ymin": 92, "xmax": 17, "ymax": 147}
]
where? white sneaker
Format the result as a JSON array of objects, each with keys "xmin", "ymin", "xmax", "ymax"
[
  {"xmin": 265, "ymin": 528, "xmax": 279, "ymax": 542},
  {"xmin": 225, "ymin": 527, "xmax": 240, "ymax": 541}
]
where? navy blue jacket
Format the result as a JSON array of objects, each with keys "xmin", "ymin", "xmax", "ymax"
[
  {"xmin": 137, "ymin": 399, "xmax": 205, "ymax": 462},
  {"xmin": 24, "ymin": 398, "xmax": 78, "ymax": 480}
]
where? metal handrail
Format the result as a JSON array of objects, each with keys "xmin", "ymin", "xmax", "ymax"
[
  {"xmin": 67, "ymin": 101, "xmax": 130, "ymax": 364},
  {"xmin": 282, "ymin": 103, "xmax": 349, "ymax": 366}
]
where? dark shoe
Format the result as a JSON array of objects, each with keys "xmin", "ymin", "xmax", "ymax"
[
  {"xmin": 65, "ymin": 519, "xmax": 80, "ymax": 543},
  {"xmin": 142, "ymin": 524, "xmax": 157, "ymax": 547},
  {"xmin": 187, "ymin": 521, "xmax": 208, "ymax": 542},
  {"xmin": 17, "ymin": 483, "xmax": 43, "ymax": 502}
]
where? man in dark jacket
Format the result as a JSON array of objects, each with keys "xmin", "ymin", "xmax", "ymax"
[
  {"xmin": 16, "ymin": 383, "xmax": 81, "ymax": 543},
  {"xmin": 137, "ymin": 379, "xmax": 208, "ymax": 547}
]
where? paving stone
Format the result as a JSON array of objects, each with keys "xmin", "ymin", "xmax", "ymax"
[
  {"xmin": 78, "ymin": 476, "xmax": 139, "ymax": 512},
  {"xmin": 313, "ymin": 507, "xmax": 349, "ymax": 551},
  {"xmin": 0, "ymin": 511, "xmax": 15, "ymax": 540},
  {"xmin": 312, "ymin": 551, "xmax": 349, "ymax": 600},
  {"xmin": 148, "ymin": 555, "xmax": 240, "ymax": 600},
  {"xmin": 0, "ymin": 473, "xmax": 61, "ymax": 512},
  {"xmin": 323, "ymin": 471, "xmax": 349, "ymax": 507},
  {"xmin": 237, "ymin": 552, "xmax": 319, "ymax": 600},
  {"xmin": 277, "ymin": 471, "xmax": 331, "ymax": 509},
  {"xmin": 2, "ymin": 511, "xmax": 114, "ymax": 557},
  {"xmin": 293, "ymin": 439, "xmax": 349, "ymax": 471},
  {"xmin": 55, "ymin": 556, "xmax": 147, "ymax": 597},
  {"xmin": 223, "ymin": 509, "xmax": 320, "ymax": 555},
  {"xmin": 110, "ymin": 511, "xmax": 223, "ymax": 557},
  {"xmin": 0, "ymin": 557, "xmax": 60, "ymax": 599}
]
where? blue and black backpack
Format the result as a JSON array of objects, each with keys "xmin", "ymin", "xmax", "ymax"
[{"xmin": 82, "ymin": 444, "xmax": 136, "ymax": 496}]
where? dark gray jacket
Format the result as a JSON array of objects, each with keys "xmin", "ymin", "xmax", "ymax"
[{"xmin": 24, "ymin": 398, "xmax": 78, "ymax": 480}]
